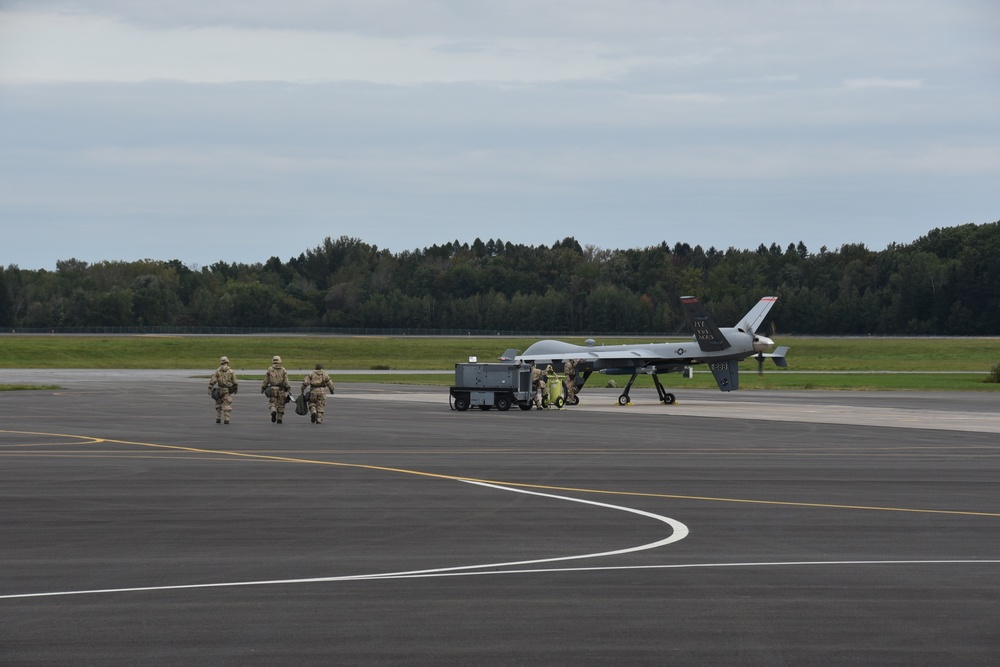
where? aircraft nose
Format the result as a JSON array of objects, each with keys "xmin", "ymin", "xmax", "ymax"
[{"xmin": 753, "ymin": 335, "xmax": 774, "ymax": 352}]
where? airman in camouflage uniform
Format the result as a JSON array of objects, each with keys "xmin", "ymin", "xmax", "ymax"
[
  {"xmin": 209, "ymin": 356, "xmax": 238, "ymax": 424},
  {"xmin": 301, "ymin": 363, "xmax": 336, "ymax": 424},
  {"xmin": 531, "ymin": 364, "xmax": 548, "ymax": 410},
  {"xmin": 563, "ymin": 358, "xmax": 579, "ymax": 405},
  {"xmin": 261, "ymin": 355, "xmax": 291, "ymax": 424}
]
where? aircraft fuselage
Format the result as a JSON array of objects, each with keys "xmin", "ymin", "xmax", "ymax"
[{"xmin": 520, "ymin": 328, "xmax": 773, "ymax": 372}]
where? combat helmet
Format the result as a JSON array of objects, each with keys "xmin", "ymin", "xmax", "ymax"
[
  {"xmin": 220, "ymin": 356, "xmax": 230, "ymax": 365},
  {"xmin": 272, "ymin": 355, "xmax": 282, "ymax": 364},
  {"xmin": 315, "ymin": 363, "xmax": 324, "ymax": 370}
]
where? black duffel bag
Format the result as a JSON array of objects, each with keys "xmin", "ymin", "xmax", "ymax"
[{"xmin": 294, "ymin": 393, "xmax": 309, "ymax": 416}]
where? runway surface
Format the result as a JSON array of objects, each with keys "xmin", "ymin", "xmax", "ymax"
[{"xmin": 1, "ymin": 370, "xmax": 998, "ymax": 665}]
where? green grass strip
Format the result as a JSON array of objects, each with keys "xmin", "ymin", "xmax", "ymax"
[{"xmin": 2, "ymin": 334, "xmax": 1000, "ymax": 391}]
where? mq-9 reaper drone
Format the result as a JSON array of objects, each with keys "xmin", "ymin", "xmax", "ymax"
[{"xmin": 502, "ymin": 295, "xmax": 789, "ymax": 406}]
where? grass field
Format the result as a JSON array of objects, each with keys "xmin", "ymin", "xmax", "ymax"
[{"xmin": 2, "ymin": 334, "xmax": 999, "ymax": 391}]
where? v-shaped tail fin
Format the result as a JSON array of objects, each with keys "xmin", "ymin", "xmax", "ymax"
[
  {"xmin": 739, "ymin": 296, "xmax": 778, "ymax": 334},
  {"xmin": 681, "ymin": 296, "xmax": 730, "ymax": 352}
]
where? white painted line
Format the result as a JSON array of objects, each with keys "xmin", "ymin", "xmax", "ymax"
[
  {"xmin": 0, "ymin": 480, "xmax": 688, "ymax": 600},
  {"xmin": 342, "ymin": 559, "xmax": 1000, "ymax": 582},
  {"xmin": 5, "ymin": 560, "xmax": 997, "ymax": 600}
]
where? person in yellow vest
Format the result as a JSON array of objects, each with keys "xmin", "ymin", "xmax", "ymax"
[
  {"xmin": 261, "ymin": 355, "xmax": 291, "ymax": 423},
  {"xmin": 208, "ymin": 356, "xmax": 238, "ymax": 424},
  {"xmin": 301, "ymin": 363, "xmax": 336, "ymax": 424}
]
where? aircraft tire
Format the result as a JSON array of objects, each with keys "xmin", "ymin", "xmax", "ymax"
[
  {"xmin": 663, "ymin": 393, "xmax": 676, "ymax": 405},
  {"xmin": 618, "ymin": 394, "xmax": 629, "ymax": 406},
  {"xmin": 569, "ymin": 395, "xmax": 580, "ymax": 406}
]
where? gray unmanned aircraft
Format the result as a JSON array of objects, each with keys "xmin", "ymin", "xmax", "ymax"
[{"xmin": 501, "ymin": 296, "xmax": 789, "ymax": 406}]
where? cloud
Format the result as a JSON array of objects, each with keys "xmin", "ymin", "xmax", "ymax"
[
  {"xmin": 1, "ymin": 1, "xmax": 998, "ymax": 270},
  {"xmin": 6, "ymin": 1, "xmax": 990, "ymax": 87},
  {"xmin": 844, "ymin": 78, "xmax": 924, "ymax": 90},
  {"xmin": 0, "ymin": 10, "xmax": 658, "ymax": 85}
]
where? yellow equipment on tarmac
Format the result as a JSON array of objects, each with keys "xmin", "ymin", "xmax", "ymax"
[{"xmin": 545, "ymin": 374, "xmax": 565, "ymax": 409}]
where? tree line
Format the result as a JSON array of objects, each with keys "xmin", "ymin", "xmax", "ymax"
[{"xmin": 1, "ymin": 221, "xmax": 998, "ymax": 335}]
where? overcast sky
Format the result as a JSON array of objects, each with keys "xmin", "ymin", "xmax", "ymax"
[{"xmin": 2, "ymin": 1, "xmax": 998, "ymax": 270}]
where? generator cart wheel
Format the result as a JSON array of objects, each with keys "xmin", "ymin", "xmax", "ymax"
[
  {"xmin": 496, "ymin": 395, "xmax": 511, "ymax": 411},
  {"xmin": 454, "ymin": 395, "xmax": 469, "ymax": 411},
  {"xmin": 518, "ymin": 403, "xmax": 533, "ymax": 411},
  {"xmin": 478, "ymin": 405, "xmax": 491, "ymax": 410}
]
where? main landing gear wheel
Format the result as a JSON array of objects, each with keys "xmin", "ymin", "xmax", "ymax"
[
  {"xmin": 569, "ymin": 394, "xmax": 580, "ymax": 406},
  {"xmin": 617, "ymin": 394, "xmax": 630, "ymax": 406}
]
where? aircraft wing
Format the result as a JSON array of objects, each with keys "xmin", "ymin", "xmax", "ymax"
[
  {"xmin": 516, "ymin": 340, "xmax": 601, "ymax": 363},
  {"xmin": 589, "ymin": 349, "xmax": 647, "ymax": 360},
  {"xmin": 517, "ymin": 341, "xmax": 665, "ymax": 368}
]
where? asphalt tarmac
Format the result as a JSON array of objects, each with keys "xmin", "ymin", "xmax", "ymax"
[{"xmin": 1, "ymin": 370, "xmax": 998, "ymax": 666}]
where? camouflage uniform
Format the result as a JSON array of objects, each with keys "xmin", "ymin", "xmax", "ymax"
[
  {"xmin": 209, "ymin": 356, "xmax": 238, "ymax": 424},
  {"xmin": 301, "ymin": 364, "xmax": 336, "ymax": 424},
  {"xmin": 261, "ymin": 355, "xmax": 291, "ymax": 423},
  {"xmin": 563, "ymin": 359, "xmax": 579, "ymax": 404},
  {"xmin": 531, "ymin": 365, "xmax": 548, "ymax": 409}
]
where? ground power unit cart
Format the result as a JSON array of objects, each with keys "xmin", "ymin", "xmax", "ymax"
[{"xmin": 450, "ymin": 362, "xmax": 534, "ymax": 411}]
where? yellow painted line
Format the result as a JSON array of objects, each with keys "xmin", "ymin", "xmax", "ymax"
[{"xmin": 3, "ymin": 428, "xmax": 999, "ymax": 519}]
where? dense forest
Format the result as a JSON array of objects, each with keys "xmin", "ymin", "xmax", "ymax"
[{"xmin": 2, "ymin": 221, "xmax": 998, "ymax": 335}]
